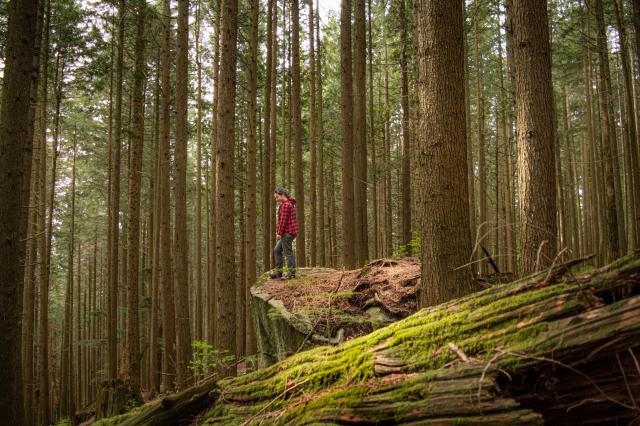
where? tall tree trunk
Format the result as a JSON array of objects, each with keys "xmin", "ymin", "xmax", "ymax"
[
  {"xmin": 583, "ymin": 10, "xmax": 602, "ymax": 263},
  {"xmin": 414, "ymin": 0, "xmax": 476, "ymax": 306},
  {"xmin": 245, "ymin": 0, "xmax": 259, "ymax": 355},
  {"xmin": 269, "ymin": 2, "xmax": 278, "ymax": 265},
  {"xmin": 594, "ymin": 0, "xmax": 621, "ymax": 261},
  {"xmin": 263, "ymin": 0, "xmax": 274, "ymax": 271},
  {"xmin": 24, "ymin": 2, "xmax": 48, "ymax": 420},
  {"xmin": 510, "ymin": 0, "xmax": 558, "ymax": 274},
  {"xmin": 464, "ymin": 8, "xmax": 477, "ymax": 275},
  {"xmin": 40, "ymin": 54, "xmax": 63, "ymax": 426},
  {"xmin": 107, "ymin": 0, "xmax": 126, "ymax": 382},
  {"xmin": 174, "ymin": 0, "xmax": 192, "ymax": 390},
  {"xmin": 341, "ymin": 0, "xmax": 356, "ymax": 268},
  {"xmin": 383, "ymin": 40, "xmax": 392, "ymax": 257},
  {"xmin": 292, "ymin": 0, "xmax": 305, "ymax": 266},
  {"xmin": 216, "ymin": 0, "xmax": 239, "ymax": 376},
  {"xmin": 562, "ymin": 86, "xmax": 581, "ymax": 257},
  {"xmin": 148, "ymin": 55, "xmax": 161, "ymax": 397},
  {"xmin": 126, "ymin": 0, "xmax": 146, "ymax": 393},
  {"xmin": 159, "ymin": 0, "xmax": 176, "ymax": 391},
  {"xmin": 473, "ymin": 0, "xmax": 487, "ymax": 275},
  {"xmin": 399, "ymin": 0, "xmax": 411, "ymax": 252},
  {"xmin": 208, "ymin": 0, "xmax": 221, "ymax": 346},
  {"xmin": 60, "ymin": 136, "xmax": 77, "ymax": 419},
  {"xmin": 194, "ymin": 0, "xmax": 204, "ymax": 343},
  {"xmin": 309, "ymin": 0, "xmax": 317, "ymax": 266},
  {"xmin": 614, "ymin": 0, "xmax": 640, "ymax": 250},
  {"xmin": 0, "ymin": 0, "xmax": 41, "ymax": 421},
  {"xmin": 368, "ymin": 0, "xmax": 378, "ymax": 259},
  {"xmin": 317, "ymin": 2, "xmax": 326, "ymax": 266},
  {"xmin": 353, "ymin": 0, "xmax": 369, "ymax": 265}
]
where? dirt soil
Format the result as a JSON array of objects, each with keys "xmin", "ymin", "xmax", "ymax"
[{"xmin": 262, "ymin": 258, "xmax": 421, "ymax": 340}]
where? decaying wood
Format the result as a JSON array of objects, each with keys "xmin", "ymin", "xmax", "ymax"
[{"xmin": 94, "ymin": 378, "xmax": 218, "ymax": 426}]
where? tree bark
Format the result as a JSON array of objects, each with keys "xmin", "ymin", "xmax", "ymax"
[
  {"xmin": 174, "ymin": 0, "xmax": 192, "ymax": 390},
  {"xmin": 216, "ymin": 0, "xmax": 239, "ymax": 375},
  {"xmin": 245, "ymin": 0, "xmax": 259, "ymax": 355},
  {"xmin": 292, "ymin": 0, "xmax": 305, "ymax": 267},
  {"xmin": 414, "ymin": 0, "xmax": 477, "ymax": 306},
  {"xmin": 399, "ymin": 0, "xmax": 411, "ymax": 252},
  {"xmin": 353, "ymin": 0, "xmax": 369, "ymax": 265},
  {"xmin": 341, "ymin": 0, "xmax": 356, "ymax": 268},
  {"xmin": 159, "ymin": 0, "xmax": 176, "ymax": 391},
  {"xmin": 126, "ymin": 0, "xmax": 146, "ymax": 393},
  {"xmin": 510, "ymin": 0, "xmax": 558, "ymax": 274},
  {"xmin": 263, "ymin": 0, "xmax": 274, "ymax": 271},
  {"xmin": 317, "ymin": 2, "xmax": 326, "ymax": 266},
  {"xmin": 594, "ymin": 0, "xmax": 621, "ymax": 261},
  {"xmin": 308, "ymin": 0, "xmax": 317, "ymax": 266},
  {"xmin": 613, "ymin": 0, "xmax": 640, "ymax": 250},
  {"xmin": 107, "ymin": 0, "xmax": 126, "ymax": 382},
  {"xmin": 0, "ymin": 0, "xmax": 40, "ymax": 422},
  {"xmin": 194, "ymin": 0, "xmax": 204, "ymax": 343}
]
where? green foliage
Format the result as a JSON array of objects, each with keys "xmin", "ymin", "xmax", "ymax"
[
  {"xmin": 188, "ymin": 340, "xmax": 235, "ymax": 382},
  {"xmin": 394, "ymin": 231, "xmax": 421, "ymax": 258}
]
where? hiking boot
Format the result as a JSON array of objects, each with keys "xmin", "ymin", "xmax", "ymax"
[{"xmin": 269, "ymin": 270, "xmax": 282, "ymax": 279}]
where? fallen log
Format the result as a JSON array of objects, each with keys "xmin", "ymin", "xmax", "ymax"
[
  {"xmin": 201, "ymin": 254, "xmax": 640, "ymax": 425},
  {"xmin": 92, "ymin": 378, "xmax": 218, "ymax": 426}
]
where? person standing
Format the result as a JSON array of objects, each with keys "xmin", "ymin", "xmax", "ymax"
[{"xmin": 270, "ymin": 188, "xmax": 299, "ymax": 279}]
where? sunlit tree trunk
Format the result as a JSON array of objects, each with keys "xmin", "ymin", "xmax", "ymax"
[
  {"xmin": 510, "ymin": 0, "xmax": 558, "ymax": 274},
  {"xmin": 341, "ymin": 0, "xmax": 356, "ymax": 267},
  {"xmin": 414, "ymin": 0, "xmax": 477, "ymax": 305}
]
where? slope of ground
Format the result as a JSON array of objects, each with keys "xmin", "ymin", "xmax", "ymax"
[
  {"xmin": 204, "ymin": 254, "xmax": 640, "ymax": 425},
  {"xmin": 91, "ymin": 254, "xmax": 640, "ymax": 425}
]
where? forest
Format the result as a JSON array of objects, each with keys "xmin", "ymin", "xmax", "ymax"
[{"xmin": 1, "ymin": 0, "xmax": 640, "ymax": 424}]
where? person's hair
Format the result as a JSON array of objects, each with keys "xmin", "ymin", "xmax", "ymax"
[{"xmin": 274, "ymin": 187, "xmax": 290, "ymax": 198}]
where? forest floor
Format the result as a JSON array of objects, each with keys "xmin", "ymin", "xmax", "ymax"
[
  {"xmin": 91, "ymin": 253, "xmax": 640, "ymax": 425},
  {"xmin": 262, "ymin": 257, "xmax": 421, "ymax": 339}
]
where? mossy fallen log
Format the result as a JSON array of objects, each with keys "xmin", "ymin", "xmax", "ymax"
[
  {"xmin": 94, "ymin": 379, "xmax": 141, "ymax": 420},
  {"xmin": 203, "ymin": 254, "xmax": 640, "ymax": 425},
  {"xmin": 92, "ymin": 378, "xmax": 218, "ymax": 425}
]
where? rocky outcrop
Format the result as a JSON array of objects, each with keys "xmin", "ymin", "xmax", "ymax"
[
  {"xmin": 251, "ymin": 259, "xmax": 421, "ymax": 368},
  {"xmin": 251, "ymin": 268, "xmax": 335, "ymax": 367}
]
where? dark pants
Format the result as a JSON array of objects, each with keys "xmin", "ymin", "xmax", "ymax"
[{"xmin": 275, "ymin": 233, "xmax": 296, "ymax": 274}]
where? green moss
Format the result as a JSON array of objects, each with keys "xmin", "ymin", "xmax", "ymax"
[
  {"xmin": 92, "ymin": 402, "xmax": 152, "ymax": 425},
  {"xmin": 197, "ymin": 255, "xmax": 640, "ymax": 423}
]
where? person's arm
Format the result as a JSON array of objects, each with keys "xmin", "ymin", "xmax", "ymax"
[{"xmin": 277, "ymin": 203, "xmax": 289, "ymax": 236}]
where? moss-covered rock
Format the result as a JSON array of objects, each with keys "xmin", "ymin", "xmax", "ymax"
[
  {"xmin": 252, "ymin": 267, "xmax": 336, "ymax": 367},
  {"xmin": 252, "ymin": 259, "xmax": 421, "ymax": 368}
]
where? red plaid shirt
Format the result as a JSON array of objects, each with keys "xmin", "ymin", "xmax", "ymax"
[{"xmin": 277, "ymin": 198, "xmax": 298, "ymax": 236}]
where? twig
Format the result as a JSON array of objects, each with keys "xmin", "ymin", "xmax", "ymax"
[
  {"xmin": 629, "ymin": 348, "xmax": 640, "ymax": 378},
  {"xmin": 481, "ymin": 245, "xmax": 501, "ymax": 274},
  {"xmin": 542, "ymin": 247, "xmax": 568, "ymax": 285},
  {"xmin": 240, "ymin": 378, "xmax": 310, "ymax": 426},
  {"xmin": 617, "ymin": 353, "xmax": 638, "ymax": 409},
  {"xmin": 500, "ymin": 350, "xmax": 639, "ymax": 412},
  {"xmin": 447, "ymin": 342, "xmax": 470, "ymax": 363},
  {"xmin": 477, "ymin": 352, "xmax": 502, "ymax": 401},
  {"xmin": 295, "ymin": 270, "xmax": 346, "ymax": 354},
  {"xmin": 534, "ymin": 240, "xmax": 548, "ymax": 274}
]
